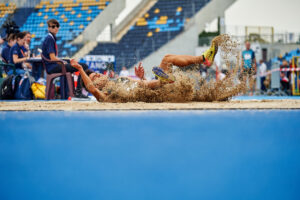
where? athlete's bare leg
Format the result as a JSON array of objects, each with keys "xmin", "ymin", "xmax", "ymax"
[
  {"xmin": 159, "ymin": 54, "xmax": 204, "ymax": 72},
  {"xmin": 158, "ymin": 35, "xmax": 223, "ymax": 74}
]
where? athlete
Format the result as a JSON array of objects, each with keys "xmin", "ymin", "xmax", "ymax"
[{"xmin": 70, "ymin": 35, "xmax": 220, "ymax": 102}]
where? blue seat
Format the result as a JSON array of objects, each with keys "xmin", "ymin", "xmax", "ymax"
[{"xmin": 89, "ymin": 0, "xmax": 211, "ymax": 73}]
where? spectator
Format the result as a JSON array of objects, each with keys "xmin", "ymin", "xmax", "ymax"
[
  {"xmin": 0, "ymin": 36, "xmax": 4, "ymax": 54},
  {"xmin": 241, "ymin": 41, "xmax": 257, "ymax": 94},
  {"xmin": 41, "ymin": 19, "xmax": 89, "ymax": 98},
  {"xmin": 280, "ymin": 59, "xmax": 290, "ymax": 94},
  {"xmin": 280, "ymin": 72, "xmax": 289, "ymax": 94},
  {"xmin": 242, "ymin": 41, "xmax": 256, "ymax": 73},
  {"xmin": 258, "ymin": 59, "xmax": 267, "ymax": 92},
  {"xmin": 22, "ymin": 31, "xmax": 43, "ymax": 80},
  {"xmin": 280, "ymin": 59, "xmax": 290, "ymax": 80},
  {"xmin": 199, "ymin": 64, "xmax": 207, "ymax": 78},
  {"xmin": 104, "ymin": 69, "xmax": 116, "ymax": 78},
  {"xmin": 21, "ymin": 31, "xmax": 32, "ymax": 57},
  {"xmin": 217, "ymin": 69, "xmax": 227, "ymax": 81},
  {"xmin": 8, "ymin": 32, "xmax": 31, "ymax": 75},
  {"xmin": 119, "ymin": 66, "xmax": 129, "ymax": 77},
  {"xmin": 1, "ymin": 33, "xmax": 16, "ymax": 63}
]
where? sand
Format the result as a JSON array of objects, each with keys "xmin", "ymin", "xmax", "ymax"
[
  {"xmin": 0, "ymin": 99, "xmax": 300, "ymax": 111},
  {"xmin": 90, "ymin": 35, "xmax": 248, "ymax": 103}
]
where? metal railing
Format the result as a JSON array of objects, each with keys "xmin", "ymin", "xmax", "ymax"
[{"xmin": 199, "ymin": 33, "xmax": 300, "ymax": 46}]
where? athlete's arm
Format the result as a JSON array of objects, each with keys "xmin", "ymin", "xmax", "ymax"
[
  {"xmin": 70, "ymin": 59, "xmax": 107, "ymax": 101},
  {"xmin": 134, "ymin": 62, "xmax": 146, "ymax": 80}
]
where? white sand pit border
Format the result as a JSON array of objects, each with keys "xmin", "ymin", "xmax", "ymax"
[{"xmin": 0, "ymin": 99, "xmax": 300, "ymax": 111}]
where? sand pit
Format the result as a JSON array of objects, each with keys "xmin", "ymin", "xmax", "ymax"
[{"xmin": 0, "ymin": 99, "xmax": 300, "ymax": 111}]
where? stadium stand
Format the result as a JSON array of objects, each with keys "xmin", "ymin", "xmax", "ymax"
[
  {"xmin": 89, "ymin": 0, "xmax": 211, "ymax": 72},
  {"xmin": 10, "ymin": 7, "xmax": 36, "ymax": 29},
  {"xmin": 19, "ymin": 0, "xmax": 111, "ymax": 57},
  {"xmin": 272, "ymin": 48, "xmax": 300, "ymax": 64},
  {"xmin": 0, "ymin": 3, "xmax": 17, "ymax": 32}
]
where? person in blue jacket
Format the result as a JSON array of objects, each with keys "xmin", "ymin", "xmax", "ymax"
[
  {"xmin": 9, "ymin": 32, "xmax": 32, "ymax": 75},
  {"xmin": 42, "ymin": 19, "xmax": 89, "ymax": 98}
]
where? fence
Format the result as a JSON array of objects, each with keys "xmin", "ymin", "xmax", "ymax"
[{"xmin": 225, "ymin": 25, "xmax": 300, "ymax": 44}]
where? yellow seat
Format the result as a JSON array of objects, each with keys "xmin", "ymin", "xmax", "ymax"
[
  {"xmin": 156, "ymin": 16, "xmax": 168, "ymax": 24},
  {"xmin": 136, "ymin": 18, "xmax": 147, "ymax": 26}
]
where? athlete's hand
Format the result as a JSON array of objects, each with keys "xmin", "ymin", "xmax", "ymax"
[
  {"xmin": 135, "ymin": 62, "xmax": 145, "ymax": 80},
  {"xmin": 70, "ymin": 59, "xmax": 82, "ymax": 70}
]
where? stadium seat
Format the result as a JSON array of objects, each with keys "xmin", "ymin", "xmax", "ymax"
[
  {"xmin": 19, "ymin": 0, "xmax": 111, "ymax": 57},
  {"xmin": 0, "ymin": 3, "xmax": 17, "ymax": 29},
  {"xmin": 90, "ymin": 0, "xmax": 211, "ymax": 72}
]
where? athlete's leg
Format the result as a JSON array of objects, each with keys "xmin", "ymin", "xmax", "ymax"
[
  {"xmin": 159, "ymin": 54, "xmax": 204, "ymax": 72},
  {"xmin": 154, "ymin": 35, "xmax": 223, "ymax": 82},
  {"xmin": 159, "ymin": 35, "xmax": 222, "ymax": 72}
]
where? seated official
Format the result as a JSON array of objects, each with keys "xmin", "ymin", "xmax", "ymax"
[
  {"xmin": 41, "ymin": 18, "xmax": 88, "ymax": 98},
  {"xmin": 8, "ymin": 32, "xmax": 32, "ymax": 75},
  {"xmin": 22, "ymin": 31, "xmax": 43, "ymax": 80},
  {"xmin": 1, "ymin": 34, "xmax": 16, "ymax": 63}
]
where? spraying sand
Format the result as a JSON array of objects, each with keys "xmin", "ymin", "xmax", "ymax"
[{"xmin": 97, "ymin": 34, "xmax": 249, "ymax": 103}]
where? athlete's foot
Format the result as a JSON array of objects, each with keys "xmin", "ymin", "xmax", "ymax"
[
  {"xmin": 152, "ymin": 67, "xmax": 175, "ymax": 83},
  {"xmin": 202, "ymin": 35, "xmax": 221, "ymax": 67}
]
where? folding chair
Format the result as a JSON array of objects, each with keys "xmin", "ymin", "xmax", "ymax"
[{"xmin": 41, "ymin": 54, "xmax": 74, "ymax": 100}]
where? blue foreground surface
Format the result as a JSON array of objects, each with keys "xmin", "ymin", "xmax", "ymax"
[{"xmin": 1, "ymin": 110, "xmax": 300, "ymax": 200}]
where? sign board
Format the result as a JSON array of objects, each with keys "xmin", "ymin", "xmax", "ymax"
[{"xmin": 81, "ymin": 55, "xmax": 115, "ymax": 73}]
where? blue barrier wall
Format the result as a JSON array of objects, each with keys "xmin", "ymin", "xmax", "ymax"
[{"xmin": 1, "ymin": 110, "xmax": 300, "ymax": 200}]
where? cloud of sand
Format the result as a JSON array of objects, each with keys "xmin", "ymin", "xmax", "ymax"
[{"xmin": 98, "ymin": 34, "xmax": 250, "ymax": 103}]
